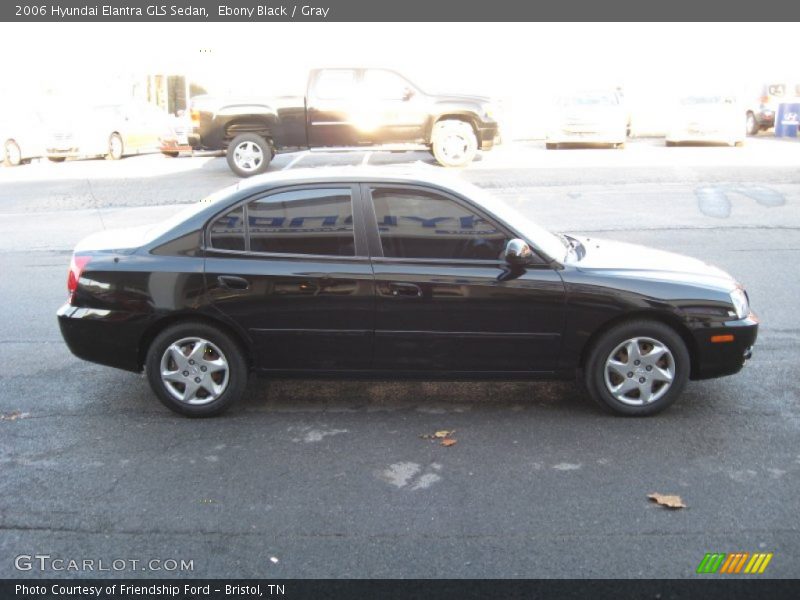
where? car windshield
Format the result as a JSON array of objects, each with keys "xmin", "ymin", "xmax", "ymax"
[
  {"xmin": 559, "ymin": 92, "xmax": 618, "ymax": 107},
  {"xmin": 452, "ymin": 180, "xmax": 568, "ymax": 261},
  {"xmin": 680, "ymin": 96, "xmax": 735, "ymax": 105}
]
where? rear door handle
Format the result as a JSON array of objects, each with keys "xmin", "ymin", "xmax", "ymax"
[
  {"xmin": 217, "ymin": 275, "xmax": 250, "ymax": 290},
  {"xmin": 386, "ymin": 282, "xmax": 423, "ymax": 297}
]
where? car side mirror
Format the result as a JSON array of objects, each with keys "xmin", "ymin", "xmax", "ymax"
[{"xmin": 504, "ymin": 238, "xmax": 533, "ymax": 265}]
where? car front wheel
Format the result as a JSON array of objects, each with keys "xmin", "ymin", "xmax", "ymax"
[
  {"xmin": 746, "ymin": 112, "xmax": 759, "ymax": 136},
  {"xmin": 108, "ymin": 133, "xmax": 124, "ymax": 160},
  {"xmin": 583, "ymin": 320, "xmax": 690, "ymax": 416},
  {"xmin": 3, "ymin": 140, "xmax": 22, "ymax": 166},
  {"xmin": 145, "ymin": 322, "xmax": 248, "ymax": 417}
]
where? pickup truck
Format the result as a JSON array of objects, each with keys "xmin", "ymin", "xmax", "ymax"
[{"xmin": 188, "ymin": 68, "xmax": 500, "ymax": 176}]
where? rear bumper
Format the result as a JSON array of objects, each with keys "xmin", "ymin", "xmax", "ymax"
[
  {"xmin": 547, "ymin": 131, "xmax": 626, "ymax": 145},
  {"xmin": 57, "ymin": 304, "xmax": 147, "ymax": 372},
  {"xmin": 690, "ymin": 313, "xmax": 759, "ymax": 380}
]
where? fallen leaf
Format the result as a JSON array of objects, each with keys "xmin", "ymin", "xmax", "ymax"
[
  {"xmin": 441, "ymin": 438, "xmax": 457, "ymax": 447},
  {"xmin": 434, "ymin": 430, "xmax": 453, "ymax": 438},
  {"xmin": 648, "ymin": 492, "xmax": 686, "ymax": 509}
]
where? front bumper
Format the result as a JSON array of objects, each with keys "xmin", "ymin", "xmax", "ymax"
[
  {"xmin": 477, "ymin": 122, "xmax": 499, "ymax": 150},
  {"xmin": 690, "ymin": 313, "xmax": 759, "ymax": 380}
]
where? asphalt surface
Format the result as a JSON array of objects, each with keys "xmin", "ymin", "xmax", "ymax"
[{"xmin": 0, "ymin": 137, "xmax": 798, "ymax": 579}]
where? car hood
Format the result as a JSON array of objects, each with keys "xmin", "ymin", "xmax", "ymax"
[{"xmin": 572, "ymin": 237, "xmax": 737, "ymax": 290}]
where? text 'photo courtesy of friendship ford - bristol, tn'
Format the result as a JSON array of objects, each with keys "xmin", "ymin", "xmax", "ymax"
[{"xmin": 57, "ymin": 168, "xmax": 758, "ymax": 417}]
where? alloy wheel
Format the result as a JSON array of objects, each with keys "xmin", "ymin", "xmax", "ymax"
[
  {"xmin": 603, "ymin": 336, "xmax": 675, "ymax": 405},
  {"xmin": 159, "ymin": 337, "xmax": 230, "ymax": 405}
]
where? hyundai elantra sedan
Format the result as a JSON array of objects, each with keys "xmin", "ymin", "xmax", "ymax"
[{"xmin": 57, "ymin": 168, "xmax": 758, "ymax": 417}]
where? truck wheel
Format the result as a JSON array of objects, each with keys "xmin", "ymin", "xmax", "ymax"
[
  {"xmin": 745, "ymin": 112, "xmax": 759, "ymax": 137},
  {"xmin": 227, "ymin": 133, "xmax": 272, "ymax": 177},
  {"xmin": 431, "ymin": 120, "xmax": 478, "ymax": 167}
]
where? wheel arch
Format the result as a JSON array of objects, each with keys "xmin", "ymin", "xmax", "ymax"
[
  {"xmin": 432, "ymin": 114, "xmax": 480, "ymax": 143},
  {"xmin": 578, "ymin": 310, "xmax": 699, "ymax": 378},
  {"xmin": 223, "ymin": 118, "xmax": 275, "ymax": 144},
  {"xmin": 137, "ymin": 312, "xmax": 254, "ymax": 372}
]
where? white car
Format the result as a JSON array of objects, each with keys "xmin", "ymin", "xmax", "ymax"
[
  {"xmin": 666, "ymin": 95, "xmax": 746, "ymax": 147},
  {"xmin": 2, "ymin": 110, "xmax": 49, "ymax": 166},
  {"xmin": 546, "ymin": 90, "xmax": 627, "ymax": 149}
]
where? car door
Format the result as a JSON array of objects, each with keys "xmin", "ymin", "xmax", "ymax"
[
  {"xmin": 204, "ymin": 184, "xmax": 375, "ymax": 371},
  {"xmin": 306, "ymin": 69, "xmax": 362, "ymax": 147},
  {"xmin": 363, "ymin": 184, "xmax": 566, "ymax": 373},
  {"xmin": 359, "ymin": 69, "xmax": 429, "ymax": 144}
]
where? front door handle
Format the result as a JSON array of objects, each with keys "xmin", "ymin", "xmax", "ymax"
[
  {"xmin": 217, "ymin": 275, "xmax": 250, "ymax": 290},
  {"xmin": 385, "ymin": 282, "xmax": 423, "ymax": 297}
]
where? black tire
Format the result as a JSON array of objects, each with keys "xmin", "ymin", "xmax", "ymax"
[
  {"xmin": 162, "ymin": 151, "xmax": 179, "ymax": 158},
  {"xmin": 745, "ymin": 112, "xmax": 759, "ymax": 137},
  {"xmin": 3, "ymin": 140, "xmax": 22, "ymax": 166},
  {"xmin": 226, "ymin": 133, "xmax": 272, "ymax": 177},
  {"xmin": 107, "ymin": 133, "xmax": 124, "ymax": 160},
  {"xmin": 145, "ymin": 321, "xmax": 248, "ymax": 417},
  {"xmin": 48, "ymin": 156, "xmax": 66, "ymax": 163},
  {"xmin": 431, "ymin": 119, "xmax": 478, "ymax": 167},
  {"xmin": 583, "ymin": 320, "xmax": 690, "ymax": 416},
  {"xmin": 545, "ymin": 142, "xmax": 558, "ymax": 150}
]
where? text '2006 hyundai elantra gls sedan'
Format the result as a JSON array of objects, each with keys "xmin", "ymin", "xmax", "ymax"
[{"xmin": 57, "ymin": 168, "xmax": 758, "ymax": 417}]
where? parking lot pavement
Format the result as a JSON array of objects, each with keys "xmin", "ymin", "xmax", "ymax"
[{"xmin": 0, "ymin": 138, "xmax": 798, "ymax": 578}]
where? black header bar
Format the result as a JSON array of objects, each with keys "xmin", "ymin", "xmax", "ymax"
[{"xmin": 3, "ymin": 0, "xmax": 800, "ymax": 22}]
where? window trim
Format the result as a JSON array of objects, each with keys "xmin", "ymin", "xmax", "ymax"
[
  {"xmin": 204, "ymin": 183, "xmax": 367, "ymax": 259},
  {"xmin": 360, "ymin": 183, "xmax": 547, "ymax": 266}
]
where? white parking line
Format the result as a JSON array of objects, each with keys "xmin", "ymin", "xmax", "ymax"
[
  {"xmin": 361, "ymin": 151, "xmax": 372, "ymax": 166},
  {"xmin": 282, "ymin": 151, "xmax": 310, "ymax": 171}
]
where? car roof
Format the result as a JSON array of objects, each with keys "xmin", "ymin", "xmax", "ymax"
[{"xmin": 236, "ymin": 165, "xmax": 470, "ymax": 193}]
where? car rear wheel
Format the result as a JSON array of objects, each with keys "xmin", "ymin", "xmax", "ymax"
[
  {"xmin": 583, "ymin": 320, "xmax": 690, "ymax": 416},
  {"xmin": 745, "ymin": 112, "xmax": 759, "ymax": 136},
  {"xmin": 146, "ymin": 322, "xmax": 248, "ymax": 417},
  {"xmin": 3, "ymin": 140, "xmax": 22, "ymax": 166},
  {"xmin": 162, "ymin": 151, "xmax": 179, "ymax": 158},
  {"xmin": 107, "ymin": 133, "xmax": 124, "ymax": 160},
  {"xmin": 226, "ymin": 133, "xmax": 272, "ymax": 177},
  {"xmin": 48, "ymin": 157, "xmax": 66, "ymax": 163},
  {"xmin": 431, "ymin": 119, "xmax": 478, "ymax": 167}
]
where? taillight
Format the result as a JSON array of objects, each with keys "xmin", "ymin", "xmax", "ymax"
[
  {"xmin": 760, "ymin": 95, "xmax": 770, "ymax": 105},
  {"xmin": 67, "ymin": 255, "xmax": 91, "ymax": 303},
  {"xmin": 190, "ymin": 109, "xmax": 200, "ymax": 128}
]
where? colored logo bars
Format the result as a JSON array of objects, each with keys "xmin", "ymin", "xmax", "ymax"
[{"xmin": 696, "ymin": 552, "xmax": 773, "ymax": 574}]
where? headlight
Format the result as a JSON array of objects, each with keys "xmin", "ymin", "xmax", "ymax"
[{"xmin": 729, "ymin": 288, "xmax": 749, "ymax": 319}]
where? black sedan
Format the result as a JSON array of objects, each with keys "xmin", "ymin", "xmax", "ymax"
[{"xmin": 57, "ymin": 169, "xmax": 758, "ymax": 417}]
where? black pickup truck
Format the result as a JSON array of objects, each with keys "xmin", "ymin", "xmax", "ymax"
[{"xmin": 189, "ymin": 68, "xmax": 500, "ymax": 176}]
